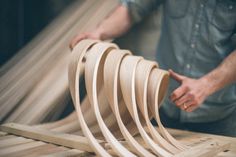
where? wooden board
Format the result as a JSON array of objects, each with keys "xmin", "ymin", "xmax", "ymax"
[{"xmin": 0, "ymin": 123, "xmax": 103, "ymax": 152}]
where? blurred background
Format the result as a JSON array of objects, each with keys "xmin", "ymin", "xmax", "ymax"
[
  {"xmin": 0, "ymin": 0, "xmax": 162, "ymax": 67},
  {"xmin": 0, "ymin": 0, "xmax": 162, "ymax": 121},
  {"xmin": 0, "ymin": 0, "xmax": 75, "ymax": 66}
]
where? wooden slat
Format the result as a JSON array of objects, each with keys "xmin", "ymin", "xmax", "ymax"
[
  {"xmin": 40, "ymin": 149, "xmax": 94, "ymax": 157},
  {"xmin": 0, "ymin": 141, "xmax": 45, "ymax": 156},
  {"xmin": 14, "ymin": 144, "xmax": 68, "ymax": 157},
  {"xmin": 0, "ymin": 136, "xmax": 33, "ymax": 148},
  {"xmin": 0, "ymin": 123, "xmax": 104, "ymax": 152}
]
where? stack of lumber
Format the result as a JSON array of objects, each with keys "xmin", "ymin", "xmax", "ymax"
[{"xmin": 0, "ymin": 0, "xmax": 119, "ymax": 124}]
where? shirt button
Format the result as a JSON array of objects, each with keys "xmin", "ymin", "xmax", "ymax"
[
  {"xmin": 229, "ymin": 5, "xmax": 233, "ymax": 10},
  {"xmin": 200, "ymin": 4, "xmax": 204, "ymax": 8},
  {"xmin": 191, "ymin": 43, "xmax": 195, "ymax": 48},
  {"xmin": 186, "ymin": 64, "xmax": 191, "ymax": 69},
  {"xmin": 195, "ymin": 24, "xmax": 199, "ymax": 29}
]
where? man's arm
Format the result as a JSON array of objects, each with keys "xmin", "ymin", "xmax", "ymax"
[
  {"xmin": 202, "ymin": 50, "xmax": 236, "ymax": 95},
  {"xmin": 70, "ymin": 5, "xmax": 132, "ymax": 49},
  {"xmin": 170, "ymin": 49, "xmax": 236, "ymax": 112}
]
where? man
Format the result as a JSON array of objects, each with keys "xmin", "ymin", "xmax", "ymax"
[{"xmin": 70, "ymin": 0, "xmax": 236, "ymax": 137}]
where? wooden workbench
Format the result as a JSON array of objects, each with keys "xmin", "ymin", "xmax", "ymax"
[
  {"xmin": 0, "ymin": 123, "xmax": 235, "ymax": 157},
  {"xmin": 167, "ymin": 129, "xmax": 236, "ymax": 157}
]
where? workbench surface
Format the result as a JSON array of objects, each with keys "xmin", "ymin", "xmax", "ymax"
[
  {"xmin": 168, "ymin": 128, "xmax": 236, "ymax": 157},
  {"xmin": 0, "ymin": 127, "xmax": 235, "ymax": 157}
]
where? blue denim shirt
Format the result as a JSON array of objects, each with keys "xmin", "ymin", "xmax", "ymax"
[{"xmin": 121, "ymin": 0, "xmax": 236, "ymax": 123}]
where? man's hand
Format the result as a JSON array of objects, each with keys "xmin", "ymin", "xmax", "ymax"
[
  {"xmin": 69, "ymin": 5, "xmax": 132, "ymax": 50},
  {"xmin": 69, "ymin": 30, "xmax": 101, "ymax": 50},
  {"xmin": 169, "ymin": 69, "xmax": 210, "ymax": 112}
]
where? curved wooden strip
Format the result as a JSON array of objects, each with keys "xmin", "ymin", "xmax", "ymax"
[
  {"xmin": 148, "ymin": 69, "xmax": 188, "ymax": 150},
  {"xmin": 69, "ymin": 39, "xmax": 112, "ymax": 157},
  {"xmin": 104, "ymin": 50, "xmax": 155, "ymax": 157},
  {"xmin": 119, "ymin": 56, "xmax": 172, "ymax": 157},
  {"xmin": 135, "ymin": 60, "xmax": 181, "ymax": 154},
  {"xmin": 85, "ymin": 43, "xmax": 136, "ymax": 157}
]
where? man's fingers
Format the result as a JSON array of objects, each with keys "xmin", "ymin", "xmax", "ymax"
[
  {"xmin": 70, "ymin": 35, "xmax": 85, "ymax": 50},
  {"xmin": 185, "ymin": 104, "xmax": 198, "ymax": 112},
  {"xmin": 170, "ymin": 85, "xmax": 188, "ymax": 102},
  {"xmin": 175, "ymin": 92, "xmax": 194, "ymax": 107},
  {"xmin": 169, "ymin": 69, "xmax": 185, "ymax": 83},
  {"xmin": 70, "ymin": 37, "xmax": 81, "ymax": 50},
  {"xmin": 180, "ymin": 100, "xmax": 193, "ymax": 111},
  {"xmin": 69, "ymin": 33, "xmax": 88, "ymax": 50}
]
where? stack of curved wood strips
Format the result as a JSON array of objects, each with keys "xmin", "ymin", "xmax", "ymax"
[
  {"xmin": 52, "ymin": 39, "xmax": 188, "ymax": 157},
  {"xmin": 0, "ymin": 0, "xmax": 119, "ymax": 124}
]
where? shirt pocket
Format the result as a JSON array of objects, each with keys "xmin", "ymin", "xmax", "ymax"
[
  {"xmin": 165, "ymin": 0, "xmax": 189, "ymax": 18},
  {"xmin": 210, "ymin": 1, "xmax": 236, "ymax": 31}
]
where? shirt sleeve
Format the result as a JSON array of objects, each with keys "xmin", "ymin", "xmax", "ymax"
[{"xmin": 120, "ymin": 0, "xmax": 163, "ymax": 24}]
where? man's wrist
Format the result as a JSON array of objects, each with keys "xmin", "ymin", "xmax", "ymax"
[
  {"xmin": 200, "ymin": 71, "xmax": 223, "ymax": 97},
  {"xmin": 199, "ymin": 75, "xmax": 216, "ymax": 97}
]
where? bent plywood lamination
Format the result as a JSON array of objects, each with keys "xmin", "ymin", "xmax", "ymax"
[
  {"xmin": 48, "ymin": 39, "xmax": 227, "ymax": 157},
  {"xmin": 0, "ymin": 39, "xmax": 231, "ymax": 156}
]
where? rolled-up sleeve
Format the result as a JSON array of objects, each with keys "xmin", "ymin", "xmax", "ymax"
[{"xmin": 120, "ymin": 0, "xmax": 163, "ymax": 24}]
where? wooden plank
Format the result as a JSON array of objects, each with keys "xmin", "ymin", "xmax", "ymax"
[
  {"xmin": 14, "ymin": 144, "xmax": 67, "ymax": 157},
  {"xmin": 0, "ymin": 123, "xmax": 103, "ymax": 152},
  {"xmin": 174, "ymin": 138, "xmax": 230, "ymax": 157},
  {"xmin": 0, "ymin": 141, "xmax": 45, "ymax": 156},
  {"xmin": 40, "ymin": 149, "xmax": 95, "ymax": 157},
  {"xmin": 0, "ymin": 136, "xmax": 33, "ymax": 148}
]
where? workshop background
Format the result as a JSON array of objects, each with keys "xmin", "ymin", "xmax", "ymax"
[
  {"xmin": 0, "ymin": 0, "xmax": 75, "ymax": 66},
  {"xmin": 0, "ymin": 0, "xmax": 162, "ymax": 119},
  {"xmin": 0, "ymin": 0, "xmax": 161, "ymax": 66},
  {"xmin": 0, "ymin": 1, "xmax": 235, "ymax": 157}
]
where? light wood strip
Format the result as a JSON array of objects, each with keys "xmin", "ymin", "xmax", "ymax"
[
  {"xmin": 40, "ymin": 149, "xmax": 94, "ymax": 157},
  {"xmin": 104, "ymin": 50, "xmax": 155, "ymax": 157},
  {"xmin": 0, "ymin": 141, "xmax": 45, "ymax": 156},
  {"xmin": 69, "ymin": 39, "xmax": 113, "ymax": 156},
  {"xmin": 0, "ymin": 123, "xmax": 103, "ymax": 152},
  {"xmin": 119, "ymin": 55, "xmax": 172, "ymax": 157},
  {"xmin": 85, "ymin": 43, "xmax": 136, "ymax": 156},
  {"xmin": 0, "ymin": 136, "xmax": 33, "ymax": 148},
  {"xmin": 148, "ymin": 69, "xmax": 188, "ymax": 150},
  {"xmin": 135, "ymin": 59, "xmax": 181, "ymax": 154}
]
